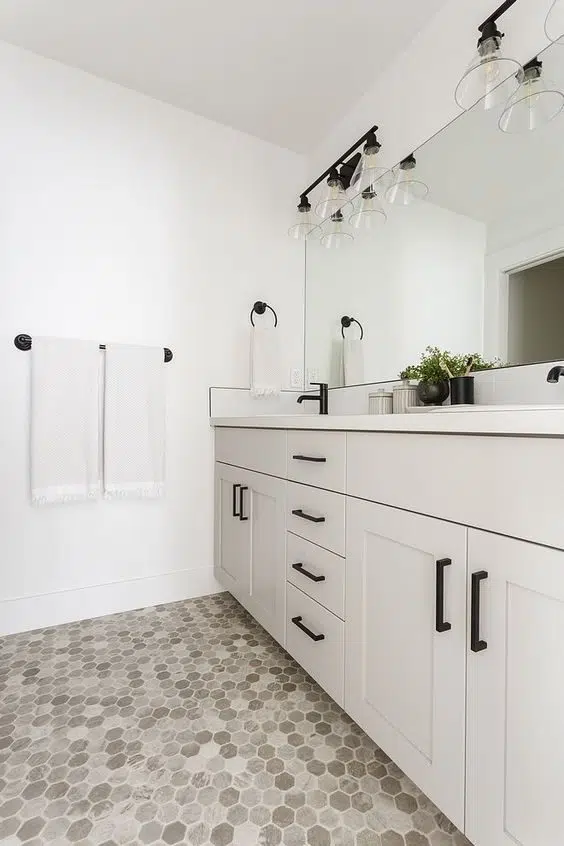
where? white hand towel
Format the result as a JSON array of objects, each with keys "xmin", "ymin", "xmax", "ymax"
[
  {"xmin": 104, "ymin": 344, "xmax": 166, "ymax": 499},
  {"xmin": 31, "ymin": 337, "xmax": 101, "ymax": 505},
  {"xmin": 250, "ymin": 326, "xmax": 282, "ymax": 398},
  {"xmin": 343, "ymin": 338, "xmax": 364, "ymax": 386}
]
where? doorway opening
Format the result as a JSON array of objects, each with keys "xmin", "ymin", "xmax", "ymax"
[{"xmin": 507, "ymin": 254, "xmax": 564, "ymax": 365}]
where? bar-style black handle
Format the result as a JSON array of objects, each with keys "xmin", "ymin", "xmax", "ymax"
[
  {"xmin": 232, "ymin": 484, "xmax": 241, "ymax": 518},
  {"xmin": 292, "ymin": 455, "xmax": 327, "ymax": 463},
  {"xmin": 436, "ymin": 558, "xmax": 452, "ymax": 633},
  {"xmin": 291, "ymin": 616, "xmax": 325, "ymax": 642},
  {"xmin": 292, "ymin": 563, "xmax": 326, "ymax": 583},
  {"xmin": 239, "ymin": 487, "xmax": 249, "ymax": 522},
  {"xmin": 471, "ymin": 571, "xmax": 488, "ymax": 652},
  {"xmin": 291, "ymin": 509, "xmax": 325, "ymax": 524}
]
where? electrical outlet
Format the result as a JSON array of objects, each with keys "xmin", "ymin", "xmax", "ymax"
[{"xmin": 290, "ymin": 368, "xmax": 304, "ymax": 389}]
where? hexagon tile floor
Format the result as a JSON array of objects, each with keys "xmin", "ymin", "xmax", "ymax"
[{"xmin": 0, "ymin": 592, "xmax": 473, "ymax": 846}]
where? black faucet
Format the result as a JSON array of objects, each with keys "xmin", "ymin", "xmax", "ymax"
[
  {"xmin": 547, "ymin": 366, "xmax": 564, "ymax": 383},
  {"xmin": 297, "ymin": 382, "xmax": 328, "ymax": 415}
]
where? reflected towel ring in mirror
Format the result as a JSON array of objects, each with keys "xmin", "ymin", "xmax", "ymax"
[
  {"xmin": 250, "ymin": 301, "xmax": 278, "ymax": 327},
  {"xmin": 341, "ymin": 316, "xmax": 364, "ymax": 340}
]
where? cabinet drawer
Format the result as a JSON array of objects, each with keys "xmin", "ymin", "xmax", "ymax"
[
  {"xmin": 286, "ymin": 582, "xmax": 344, "ymax": 707},
  {"xmin": 287, "ymin": 431, "xmax": 346, "ymax": 493},
  {"xmin": 287, "ymin": 533, "xmax": 345, "ymax": 619},
  {"xmin": 287, "ymin": 482, "xmax": 345, "ymax": 556},
  {"xmin": 215, "ymin": 428, "xmax": 287, "ymax": 478}
]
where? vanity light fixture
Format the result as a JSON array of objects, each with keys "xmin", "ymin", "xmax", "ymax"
[
  {"xmin": 349, "ymin": 189, "xmax": 387, "ymax": 231},
  {"xmin": 545, "ymin": 0, "xmax": 564, "ymax": 44},
  {"xmin": 499, "ymin": 57, "xmax": 564, "ymax": 133},
  {"xmin": 288, "ymin": 124, "xmax": 379, "ymax": 243},
  {"xmin": 385, "ymin": 154, "xmax": 429, "ymax": 206},
  {"xmin": 454, "ymin": 0, "xmax": 522, "ymax": 111},
  {"xmin": 315, "ymin": 167, "xmax": 350, "ymax": 220},
  {"xmin": 288, "ymin": 195, "xmax": 320, "ymax": 240},
  {"xmin": 350, "ymin": 129, "xmax": 389, "ymax": 195},
  {"xmin": 320, "ymin": 210, "xmax": 354, "ymax": 249}
]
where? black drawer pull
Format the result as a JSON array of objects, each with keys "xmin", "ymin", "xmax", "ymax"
[
  {"xmin": 471, "ymin": 571, "xmax": 488, "ymax": 653},
  {"xmin": 291, "ymin": 616, "xmax": 325, "ymax": 642},
  {"xmin": 436, "ymin": 558, "xmax": 452, "ymax": 633},
  {"xmin": 291, "ymin": 509, "xmax": 326, "ymax": 524},
  {"xmin": 292, "ymin": 455, "xmax": 327, "ymax": 463},
  {"xmin": 239, "ymin": 486, "xmax": 249, "ymax": 522},
  {"xmin": 292, "ymin": 563, "xmax": 326, "ymax": 583},
  {"xmin": 232, "ymin": 483, "xmax": 241, "ymax": 518}
]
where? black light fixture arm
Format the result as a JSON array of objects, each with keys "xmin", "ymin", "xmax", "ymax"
[
  {"xmin": 300, "ymin": 125, "xmax": 378, "ymax": 200},
  {"xmin": 479, "ymin": 0, "xmax": 519, "ymax": 32}
]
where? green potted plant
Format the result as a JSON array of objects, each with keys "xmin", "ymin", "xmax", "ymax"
[{"xmin": 400, "ymin": 347, "xmax": 501, "ymax": 406}]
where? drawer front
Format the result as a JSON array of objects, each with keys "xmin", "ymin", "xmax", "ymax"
[
  {"xmin": 287, "ymin": 431, "xmax": 346, "ymax": 493},
  {"xmin": 347, "ymin": 432, "xmax": 564, "ymax": 550},
  {"xmin": 286, "ymin": 582, "xmax": 344, "ymax": 707},
  {"xmin": 287, "ymin": 482, "xmax": 345, "ymax": 556},
  {"xmin": 215, "ymin": 427, "xmax": 287, "ymax": 478},
  {"xmin": 287, "ymin": 533, "xmax": 345, "ymax": 619}
]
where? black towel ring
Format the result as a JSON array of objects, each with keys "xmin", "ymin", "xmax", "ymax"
[
  {"xmin": 250, "ymin": 301, "xmax": 278, "ymax": 327},
  {"xmin": 341, "ymin": 316, "xmax": 364, "ymax": 340}
]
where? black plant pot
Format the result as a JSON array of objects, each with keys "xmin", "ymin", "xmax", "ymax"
[
  {"xmin": 450, "ymin": 375, "xmax": 475, "ymax": 405},
  {"xmin": 417, "ymin": 380, "xmax": 450, "ymax": 406}
]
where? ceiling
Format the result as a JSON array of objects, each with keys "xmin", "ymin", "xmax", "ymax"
[{"xmin": 0, "ymin": 0, "xmax": 450, "ymax": 153}]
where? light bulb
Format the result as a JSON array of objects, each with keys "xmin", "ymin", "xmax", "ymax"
[
  {"xmin": 320, "ymin": 210, "xmax": 354, "ymax": 249},
  {"xmin": 499, "ymin": 58, "xmax": 564, "ymax": 133},
  {"xmin": 454, "ymin": 21, "xmax": 522, "ymax": 111}
]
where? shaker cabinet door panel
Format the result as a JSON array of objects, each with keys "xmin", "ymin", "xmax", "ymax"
[
  {"xmin": 346, "ymin": 499, "xmax": 467, "ymax": 832},
  {"xmin": 214, "ymin": 463, "xmax": 250, "ymax": 603},
  {"xmin": 246, "ymin": 470, "xmax": 287, "ymax": 648},
  {"xmin": 466, "ymin": 530, "xmax": 564, "ymax": 846}
]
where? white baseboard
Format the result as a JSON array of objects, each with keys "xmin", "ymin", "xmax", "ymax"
[{"xmin": 0, "ymin": 567, "xmax": 223, "ymax": 636}]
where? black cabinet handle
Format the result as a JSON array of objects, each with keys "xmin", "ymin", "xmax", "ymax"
[
  {"xmin": 292, "ymin": 455, "xmax": 327, "ymax": 463},
  {"xmin": 292, "ymin": 563, "xmax": 326, "ymax": 583},
  {"xmin": 239, "ymin": 486, "xmax": 249, "ymax": 522},
  {"xmin": 436, "ymin": 558, "xmax": 452, "ymax": 633},
  {"xmin": 291, "ymin": 616, "xmax": 325, "ymax": 642},
  {"xmin": 291, "ymin": 509, "xmax": 325, "ymax": 524},
  {"xmin": 471, "ymin": 571, "xmax": 488, "ymax": 653},
  {"xmin": 232, "ymin": 484, "xmax": 241, "ymax": 518}
]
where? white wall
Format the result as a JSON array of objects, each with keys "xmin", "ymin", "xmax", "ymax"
[
  {"xmin": 306, "ymin": 201, "xmax": 486, "ymax": 384},
  {"xmin": 0, "ymin": 41, "xmax": 305, "ymax": 635},
  {"xmin": 508, "ymin": 258, "xmax": 564, "ymax": 364}
]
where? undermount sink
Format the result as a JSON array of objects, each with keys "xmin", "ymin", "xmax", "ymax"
[{"xmin": 407, "ymin": 404, "xmax": 564, "ymax": 413}]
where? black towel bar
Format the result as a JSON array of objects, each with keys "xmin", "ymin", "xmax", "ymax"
[{"xmin": 14, "ymin": 334, "xmax": 173, "ymax": 362}]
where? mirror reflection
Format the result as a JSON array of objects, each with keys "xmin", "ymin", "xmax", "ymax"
[{"xmin": 305, "ymin": 39, "xmax": 564, "ymax": 387}]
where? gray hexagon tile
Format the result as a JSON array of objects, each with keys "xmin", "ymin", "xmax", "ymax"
[{"xmin": 0, "ymin": 593, "xmax": 474, "ymax": 845}]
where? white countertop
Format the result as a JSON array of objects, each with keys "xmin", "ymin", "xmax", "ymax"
[{"xmin": 211, "ymin": 406, "xmax": 564, "ymax": 436}]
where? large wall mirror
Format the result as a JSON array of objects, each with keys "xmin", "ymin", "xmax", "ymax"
[{"xmin": 305, "ymin": 39, "xmax": 564, "ymax": 387}]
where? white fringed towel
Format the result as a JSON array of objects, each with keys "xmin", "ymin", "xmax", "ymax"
[
  {"xmin": 104, "ymin": 344, "xmax": 165, "ymax": 499},
  {"xmin": 250, "ymin": 326, "xmax": 282, "ymax": 398},
  {"xmin": 31, "ymin": 337, "xmax": 101, "ymax": 505},
  {"xmin": 343, "ymin": 338, "xmax": 364, "ymax": 386}
]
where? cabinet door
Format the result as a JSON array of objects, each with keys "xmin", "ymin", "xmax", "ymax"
[
  {"xmin": 467, "ymin": 531, "xmax": 564, "ymax": 846},
  {"xmin": 214, "ymin": 463, "xmax": 250, "ymax": 603},
  {"xmin": 246, "ymin": 470, "xmax": 286, "ymax": 648},
  {"xmin": 346, "ymin": 499, "xmax": 467, "ymax": 831}
]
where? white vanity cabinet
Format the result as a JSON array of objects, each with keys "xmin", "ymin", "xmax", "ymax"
[
  {"xmin": 214, "ymin": 459, "xmax": 286, "ymax": 647},
  {"xmin": 345, "ymin": 498, "xmax": 467, "ymax": 831},
  {"xmin": 466, "ymin": 530, "xmax": 564, "ymax": 846},
  {"xmin": 214, "ymin": 422, "xmax": 564, "ymax": 846}
]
